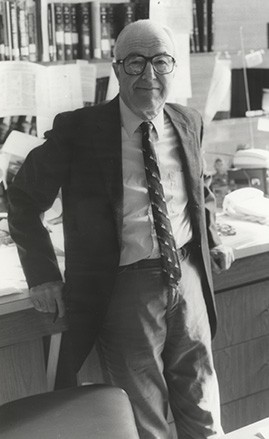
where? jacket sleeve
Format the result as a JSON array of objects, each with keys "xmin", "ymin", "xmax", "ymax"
[
  {"xmin": 8, "ymin": 112, "xmax": 74, "ymax": 288},
  {"xmin": 200, "ymin": 121, "xmax": 222, "ymax": 249}
]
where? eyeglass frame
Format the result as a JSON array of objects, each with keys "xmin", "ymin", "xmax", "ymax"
[{"xmin": 115, "ymin": 54, "xmax": 176, "ymax": 76}]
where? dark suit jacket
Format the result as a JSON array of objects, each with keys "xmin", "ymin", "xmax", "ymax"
[{"xmin": 8, "ymin": 95, "xmax": 221, "ymax": 376}]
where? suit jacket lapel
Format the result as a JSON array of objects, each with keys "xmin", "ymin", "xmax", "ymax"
[
  {"xmin": 164, "ymin": 104, "xmax": 203, "ymax": 210},
  {"xmin": 92, "ymin": 96, "xmax": 123, "ymax": 247}
]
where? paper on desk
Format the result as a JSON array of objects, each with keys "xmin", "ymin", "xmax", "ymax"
[
  {"xmin": 257, "ymin": 425, "xmax": 269, "ymax": 439},
  {"xmin": 1, "ymin": 130, "xmax": 45, "ymax": 158},
  {"xmin": 0, "ymin": 245, "xmax": 27, "ymax": 296},
  {"xmin": 257, "ymin": 117, "xmax": 269, "ymax": 132}
]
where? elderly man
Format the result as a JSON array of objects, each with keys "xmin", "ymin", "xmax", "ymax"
[{"xmin": 8, "ymin": 20, "xmax": 234, "ymax": 439}]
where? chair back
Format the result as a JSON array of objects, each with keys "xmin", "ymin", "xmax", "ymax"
[{"xmin": 0, "ymin": 384, "xmax": 139, "ymax": 439}]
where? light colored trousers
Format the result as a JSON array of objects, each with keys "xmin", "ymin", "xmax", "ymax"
[{"xmin": 97, "ymin": 248, "xmax": 223, "ymax": 439}]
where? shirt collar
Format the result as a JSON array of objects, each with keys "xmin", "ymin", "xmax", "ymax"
[{"xmin": 119, "ymin": 97, "xmax": 164, "ymax": 140}]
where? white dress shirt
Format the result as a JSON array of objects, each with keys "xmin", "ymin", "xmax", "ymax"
[{"xmin": 119, "ymin": 98, "xmax": 193, "ymax": 265}]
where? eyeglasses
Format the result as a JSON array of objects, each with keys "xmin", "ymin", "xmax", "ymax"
[{"xmin": 116, "ymin": 54, "xmax": 176, "ymax": 76}]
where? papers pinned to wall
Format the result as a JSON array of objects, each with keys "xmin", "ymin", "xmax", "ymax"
[
  {"xmin": 149, "ymin": 0, "xmax": 192, "ymax": 103},
  {"xmin": 0, "ymin": 61, "xmax": 97, "ymax": 136}
]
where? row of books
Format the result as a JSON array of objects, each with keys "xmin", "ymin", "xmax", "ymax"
[
  {"xmin": 48, "ymin": 0, "xmax": 149, "ymax": 62},
  {"xmin": 0, "ymin": 115, "xmax": 37, "ymax": 145},
  {"xmin": 0, "ymin": 0, "xmax": 149, "ymax": 63},
  {"xmin": 190, "ymin": 0, "xmax": 214, "ymax": 53},
  {"xmin": 0, "ymin": 0, "xmax": 42, "ymax": 61}
]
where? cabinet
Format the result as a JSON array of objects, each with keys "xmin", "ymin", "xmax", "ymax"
[{"xmin": 213, "ymin": 251, "xmax": 269, "ymax": 433}]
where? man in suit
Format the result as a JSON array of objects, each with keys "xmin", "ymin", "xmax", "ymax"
[{"xmin": 8, "ymin": 20, "xmax": 234, "ymax": 439}]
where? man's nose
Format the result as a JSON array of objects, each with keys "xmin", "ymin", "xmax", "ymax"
[{"xmin": 142, "ymin": 61, "xmax": 157, "ymax": 79}]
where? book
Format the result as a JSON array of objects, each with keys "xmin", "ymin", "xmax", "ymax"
[
  {"xmin": 18, "ymin": 115, "xmax": 35, "ymax": 134},
  {"xmin": 70, "ymin": 3, "xmax": 78, "ymax": 59},
  {"xmin": 17, "ymin": 0, "xmax": 29, "ymax": 60},
  {"xmin": 34, "ymin": 0, "xmax": 43, "ymax": 61},
  {"xmin": 91, "ymin": 0, "xmax": 101, "ymax": 59},
  {"xmin": 95, "ymin": 76, "xmax": 109, "ymax": 104},
  {"xmin": 0, "ymin": 116, "xmax": 11, "ymax": 145},
  {"xmin": 114, "ymin": 2, "xmax": 135, "ymax": 36},
  {"xmin": 106, "ymin": 3, "xmax": 117, "ymax": 57},
  {"xmin": 63, "ymin": 2, "xmax": 72, "ymax": 60},
  {"xmin": 195, "ymin": 0, "xmax": 205, "ymax": 52},
  {"xmin": 26, "ymin": 0, "xmax": 38, "ymax": 62},
  {"xmin": 77, "ymin": 2, "xmax": 91, "ymax": 60},
  {"xmin": 47, "ymin": 2, "xmax": 57, "ymax": 61},
  {"xmin": 192, "ymin": 0, "xmax": 199, "ymax": 53},
  {"xmin": 0, "ymin": 0, "xmax": 6, "ymax": 60},
  {"xmin": 132, "ymin": 0, "xmax": 149, "ymax": 20},
  {"xmin": 54, "ymin": 2, "xmax": 65, "ymax": 61},
  {"xmin": 9, "ymin": 0, "xmax": 20, "ymax": 60},
  {"xmin": 207, "ymin": 0, "xmax": 214, "ymax": 52},
  {"xmin": 100, "ymin": 4, "xmax": 111, "ymax": 59}
]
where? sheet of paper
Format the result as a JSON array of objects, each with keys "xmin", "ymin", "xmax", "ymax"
[
  {"xmin": 257, "ymin": 117, "xmax": 269, "ymax": 132},
  {"xmin": 150, "ymin": 0, "xmax": 192, "ymax": 101},
  {"xmin": 1, "ymin": 130, "xmax": 45, "ymax": 158},
  {"xmin": 76, "ymin": 60, "xmax": 97, "ymax": 103},
  {"xmin": 150, "ymin": 0, "xmax": 192, "ymax": 34},
  {"xmin": 0, "ymin": 61, "xmax": 43, "ymax": 117},
  {"xmin": 167, "ymin": 33, "xmax": 191, "ymax": 102},
  {"xmin": 0, "ymin": 245, "xmax": 27, "ymax": 296},
  {"xmin": 106, "ymin": 65, "xmax": 119, "ymax": 100},
  {"xmin": 258, "ymin": 425, "xmax": 269, "ymax": 439},
  {"xmin": 36, "ymin": 63, "xmax": 83, "ymax": 118}
]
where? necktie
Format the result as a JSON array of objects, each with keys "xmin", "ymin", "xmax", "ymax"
[{"xmin": 141, "ymin": 121, "xmax": 181, "ymax": 290}]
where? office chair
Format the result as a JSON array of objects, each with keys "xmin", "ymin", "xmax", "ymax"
[{"xmin": 0, "ymin": 384, "xmax": 140, "ymax": 439}]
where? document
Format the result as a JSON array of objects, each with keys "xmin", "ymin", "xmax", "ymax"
[
  {"xmin": 149, "ymin": 0, "xmax": 192, "ymax": 101},
  {"xmin": 0, "ymin": 61, "xmax": 97, "ymax": 121}
]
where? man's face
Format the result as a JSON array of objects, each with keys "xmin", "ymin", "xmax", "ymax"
[{"xmin": 113, "ymin": 29, "xmax": 176, "ymax": 120}]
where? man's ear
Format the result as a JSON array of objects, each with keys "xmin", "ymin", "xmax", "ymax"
[{"xmin": 112, "ymin": 62, "xmax": 120, "ymax": 80}]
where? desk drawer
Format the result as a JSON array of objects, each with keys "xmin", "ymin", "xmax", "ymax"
[
  {"xmin": 213, "ymin": 280, "xmax": 269, "ymax": 349},
  {"xmin": 214, "ymin": 335, "xmax": 269, "ymax": 405}
]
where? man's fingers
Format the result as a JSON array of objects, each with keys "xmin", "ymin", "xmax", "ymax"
[{"xmin": 56, "ymin": 297, "xmax": 65, "ymax": 318}]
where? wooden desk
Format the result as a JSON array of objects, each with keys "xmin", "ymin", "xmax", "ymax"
[
  {"xmin": 218, "ymin": 417, "xmax": 269, "ymax": 439},
  {"xmin": 0, "ymin": 249, "xmax": 67, "ymax": 405},
  {"xmin": 212, "ymin": 218, "xmax": 269, "ymax": 433}
]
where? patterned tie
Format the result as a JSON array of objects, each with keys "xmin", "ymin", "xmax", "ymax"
[{"xmin": 141, "ymin": 121, "xmax": 181, "ymax": 289}]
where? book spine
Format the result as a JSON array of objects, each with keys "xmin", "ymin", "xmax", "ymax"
[
  {"xmin": 77, "ymin": 2, "xmax": 91, "ymax": 60},
  {"xmin": 34, "ymin": 0, "xmax": 43, "ymax": 61},
  {"xmin": 0, "ymin": 0, "xmax": 5, "ymax": 60},
  {"xmin": 26, "ymin": 0, "xmax": 38, "ymax": 62},
  {"xmin": 100, "ymin": 4, "xmax": 111, "ymax": 59},
  {"xmin": 54, "ymin": 2, "xmax": 65, "ymax": 61},
  {"xmin": 91, "ymin": 0, "xmax": 101, "ymax": 59},
  {"xmin": 10, "ymin": 0, "xmax": 20, "ymax": 60},
  {"xmin": 208, "ymin": 0, "xmax": 214, "ymax": 52},
  {"xmin": 106, "ymin": 3, "xmax": 116, "ymax": 57},
  {"xmin": 17, "ymin": 0, "xmax": 29, "ymax": 60},
  {"xmin": 203, "ymin": 0, "xmax": 208, "ymax": 52},
  {"xmin": 133, "ymin": 0, "xmax": 149, "ymax": 20},
  {"xmin": 195, "ymin": 0, "xmax": 204, "ymax": 52},
  {"xmin": 94, "ymin": 76, "xmax": 109, "ymax": 104},
  {"xmin": 63, "ymin": 2, "xmax": 72, "ymax": 60},
  {"xmin": 19, "ymin": 115, "xmax": 34, "ymax": 134},
  {"xmin": 192, "ymin": 0, "xmax": 199, "ymax": 53},
  {"xmin": 47, "ymin": 3, "xmax": 54, "ymax": 61},
  {"xmin": 121, "ymin": 2, "xmax": 135, "ymax": 28},
  {"xmin": 70, "ymin": 3, "xmax": 78, "ymax": 59},
  {"xmin": 0, "ymin": 116, "xmax": 11, "ymax": 144}
]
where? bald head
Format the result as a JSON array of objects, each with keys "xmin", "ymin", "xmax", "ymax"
[
  {"xmin": 114, "ymin": 19, "xmax": 176, "ymax": 61},
  {"xmin": 112, "ymin": 19, "xmax": 177, "ymax": 120}
]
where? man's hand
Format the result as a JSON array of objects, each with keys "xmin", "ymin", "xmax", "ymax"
[
  {"xmin": 29, "ymin": 280, "xmax": 65, "ymax": 317},
  {"xmin": 210, "ymin": 244, "xmax": 235, "ymax": 274}
]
